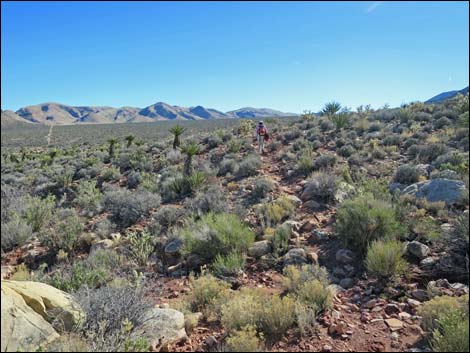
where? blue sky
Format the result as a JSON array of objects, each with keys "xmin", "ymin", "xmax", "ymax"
[{"xmin": 1, "ymin": 1, "xmax": 469, "ymax": 113}]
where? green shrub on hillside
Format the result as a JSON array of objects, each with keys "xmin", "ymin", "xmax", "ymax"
[{"xmin": 336, "ymin": 195, "xmax": 404, "ymax": 256}]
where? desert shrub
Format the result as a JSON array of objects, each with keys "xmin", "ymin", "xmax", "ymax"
[
  {"xmin": 297, "ymin": 154, "xmax": 315, "ymax": 175},
  {"xmin": 93, "ymin": 218, "xmax": 117, "ymax": 239},
  {"xmin": 24, "ymin": 194, "xmax": 55, "ymax": 232},
  {"xmin": 368, "ymin": 122, "xmax": 382, "ymax": 132},
  {"xmin": 227, "ymin": 139, "xmax": 243, "ymax": 153},
  {"xmin": 434, "ymin": 117, "xmax": 452, "ymax": 129},
  {"xmin": 138, "ymin": 172, "xmax": 159, "ymax": 193},
  {"xmin": 39, "ymin": 208, "xmax": 83, "ymax": 252},
  {"xmin": 383, "ymin": 135, "xmax": 401, "ymax": 146},
  {"xmin": 224, "ymin": 326, "xmax": 263, "ymax": 352},
  {"xmin": 412, "ymin": 217, "xmax": 442, "ymax": 242},
  {"xmin": 48, "ymin": 259, "xmax": 109, "ymax": 292},
  {"xmin": 221, "ymin": 288, "xmax": 296, "ymax": 339},
  {"xmin": 270, "ymin": 223, "xmax": 291, "ymax": 257},
  {"xmin": 212, "ymin": 252, "xmax": 246, "ymax": 277},
  {"xmin": 117, "ymin": 148, "xmax": 152, "ymax": 172},
  {"xmin": 126, "ymin": 171, "xmax": 142, "ymax": 189},
  {"xmin": 186, "ymin": 171, "xmax": 207, "ymax": 191},
  {"xmin": 295, "ymin": 302, "xmax": 318, "ymax": 337},
  {"xmin": 186, "ymin": 273, "xmax": 231, "ymax": 318},
  {"xmin": 1, "ymin": 217, "xmax": 33, "ymax": 251},
  {"xmin": 282, "ymin": 264, "xmax": 330, "ymax": 292},
  {"xmin": 74, "ymin": 180, "xmax": 102, "ymax": 215},
  {"xmin": 218, "ymin": 158, "xmax": 238, "ymax": 176},
  {"xmin": 75, "ymin": 284, "xmax": 152, "ymax": 352},
  {"xmin": 313, "ymin": 154, "xmax": 336, "ymax": 170},
  {"xmin": 165, "ymin": 149, "xmax": 183, "ymax": 165},
  {"xmin": 335, "ymin": 195, "xmax": 404, "ymax": 256},
  {"xmin": 365, "ymin": 240, "xmax": 407, "ymax": 279},
  {"xmin": 180, "ymin": 213, "xmax": 255, "ymax": 263},
  {"xmin": 236, "ymin": 154, "xmax": 261, "ymax": 178},
  {"xmin": 330, "ymin": 113, "xmax": 350, "ymax": 131},
  {"xmin": 149, "ymin": 206, "xmax": 186, "ymax": 236},
  {"xmin": 371, "ymin": 148, "xmax": 386, "ymax": 160},
  {"xmin": 338, "ymin": 144, "xmax": 355, "ymax": 157},
  {"xmin": 283, "ymin": 128, "xmax": 302, "ymax": 142},
  {"xmin": 304, "ymin": 172, "xmax": 338, "ymax": 204},
  {"xmin": 186, "ymin": 185, "xmax": 227, "ymax": 217},
  {"xmin": 453, "ymin": 213, "xmax": 469, "ymax": 245},
  {"xmin": 125, "ymin": 231, "xmax": 154, "ymax": 267},
  {"xmin": 430, "ymin": 310, "xmax": 469, "ymax": 352},
  {"xmin": 419, "ymin": 294, "xmax": 469, "ymax": 332},
  {"xmin": 101, "ymin": 166, "xmax": 121, "ymax": 182},
  {"xmin": 319, "ymin": 119, "xmax": 334, "ymax": 132},
  {"xmin": 255, "ymin": 195, "xmax": 296, "ymax": 227},
  {"xmin": 393, "ymin": 164, "xmax": 421, "ymax": 185},
  {"xmin": 408, "ymin": 144, "xmax": 447, "ymax": 163},
  {"xmin": 205, "ymin": 135, "xmax": 222, "ymax": 149},
  {"xmin": 103, "ymin": 188, "xmax": 161, "ymax": 227},
  {"xmin": 295, "ymin": 280, "xmax": 333, "ymax": 313},
  {"xmin": 434, "ymin": 152, "xmax": 468, "ymax": 172},
  {"xmin": 251, "ymin": 177, "xmax": 276, "ymax": 201},
  {"xmin": 258, "ymin": 294, "xmax": 296, "ymax": 339}
]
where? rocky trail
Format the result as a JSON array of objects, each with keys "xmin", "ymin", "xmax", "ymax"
[{"xmin": 145, "ymin": 147, "xmax": 429, "ymax": 352}]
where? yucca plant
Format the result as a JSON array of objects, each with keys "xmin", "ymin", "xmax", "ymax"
[
  {"xmin": 125, "ymin": 135, "xmax": 135, "ymax": 148},
  {"xmin": 169, "ymin": 125, "xmax": 186, "ymax": 149},
  {"xmin": 321, "ymin": 101, "xmax": 342, "ymax": 118},
  {"xmin": 181, "ymin": 141, "xmax": 200, "ymax": 176},
  {"xmin": 107, "ymin": 137, "xmax": 118, "ymax": 159}
]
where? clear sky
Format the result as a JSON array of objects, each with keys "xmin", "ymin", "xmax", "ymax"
[{"xmin": 1, "ymin": 1, "xmax": 469, "ymax": 113}]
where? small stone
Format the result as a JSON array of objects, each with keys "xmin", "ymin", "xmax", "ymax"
[
  {"xmin": 407, "ymin": 241, "xmax": 430, "ymax": 259},
  {"xmin": 339, "ymin": 278, "xmax": 355, "ymax": 289},
  {"xmin": 407, "ymin": 298, "xmax": 421, "ymax": 309},
  {"xmin": 385, "ymin": 318, "xmax": 404, "ymax": 331},
  {"xmin": 307, "ymin": 252, "xmax": 319, "ymax": 264},
  {"xmin": 336, "ymin": 249, "xmax": 355, "ymax": 264},
  {"xmin": 399, "ymin": 312, "xmax": 412, "ymax": 320},
  {"xmin": 322, "ymin": 344, "xmax": 333, "ymax": 352},
  {"xmin": 384, "ymin": 304, "xmax": 401, "ymax": 315},
  {"xmin": 300, "ymin": 220, "xmax": 316, "ymax": 233},
  {"xmin": 411, "ymin": 290, "xmax": 428, "ymax": 301}
]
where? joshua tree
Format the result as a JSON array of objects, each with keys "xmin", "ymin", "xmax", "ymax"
[
  {"xmin": 48, "ymin": 148, "xmax": 59, "ymax": 165},
  {"xmin": 125, "ymin": 135, "xmax": 135, "ymax": 148},
  {"xmin": 169, "ymin": 125, "xmax": 186, "ymax": 149},
  {"xmin": 321, "ymin": 101, "xmax": 342, "ymax": 118},
  {"xmin": 181, "ymin": 141, "xmax": 199, "ymax": 176},
  {"xmin": 107, "ymin": 137, "xmax": 118, "ymax": 159}
]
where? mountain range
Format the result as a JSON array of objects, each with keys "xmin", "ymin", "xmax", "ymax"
[
  {"xmin": 1, "ymin": 102, "xmax": 297, "ymax": 127},
  {"xmin": 425, "ymin": 86, "xmax": 469, "ymax": 104},
  {"xmin": 2, "ymin": 86, "xmax": 468, "ymax": 127}
]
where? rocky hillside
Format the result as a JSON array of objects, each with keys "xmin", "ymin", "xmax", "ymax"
[
  {"xmin": 1, "ymin": 110, "xmax": 35, "ymax": 127},
  {"xmin": 1, "ymin": 93, "xmax": 469, "ymax": 352},
  {"xmin": 10, "ymin": 102, "xmax": 296, "ymax": 125}
]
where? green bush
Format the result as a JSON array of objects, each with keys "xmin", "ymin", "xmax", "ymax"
[
  {"xmin": 430, "ymin": 310, "xmax": 469, "ymax": 352},
  {"xmin": 269, "ymin": 224, "xmax": 291, "ymax": 257},
  {"xmin": 24, "ymin": 194, "xmax": 55, "ymax": 232},
  {"xmin": 186, "ymin": 273, "xmax": 231, "ymax": 319},
  {"xmin": 39, "ymin": 208, "xmax": 83, "ymax": 252},
  {"xmin": 282, "ymin": 264, "xmax": 330, "ymax": 292},
  {"xmin": 335, "ymin": 195, "xmax": 404, "ymax": 256},
  {"xmin": 181, "ymin": 213, "xmax": 255, "ymax": 263},
  {"xmin": 125, "ymin": 231, "xmax": 154, "ymax": 267},
  {"xmin": 365, "ymin": 240, "xmax": 407, "ymax": 279},
  {"xmin": 236, "ymin": 154, "xmax": 261, "ymax": 178},
  {"xmin": 394, "ymin": 164, "xmax": 421, "ymax": 185},
  {"xmin": 224, "ymin": 326, "xmax": 263, "ymax": 352},
  {"xmin": 1, "ymin": 217, "xmax": 33, "ymax": 251},
  {"xmin": 255, "ymin": 195, "xmax": 296, "ymax": 227},
  {"xmin": 212, "ymin": 252, "xmax": 246, "ymax": 277},
  {"xmin": 418, "ymin": 294, "xmax": 469, "ymax": 332},
  {"xmin": 74, "ymin": 180, "xmax": 102, "ymax": 215},
  {"xmin": 295, "ymin": 280, "xmax": 333, "ymax": 313},
  {"xmin": 221, "ymin": 288, "xmax": 296, "ymax": 339}
]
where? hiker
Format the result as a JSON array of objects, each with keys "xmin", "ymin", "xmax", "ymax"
[{"xmin": 255, "ymin": 121, "xmax": 269, "ymax": 153}]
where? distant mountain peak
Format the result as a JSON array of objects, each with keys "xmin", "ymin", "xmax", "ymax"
[{"xmin": 425, "ymin": 86, "xmax": 469, "ymax": 103}]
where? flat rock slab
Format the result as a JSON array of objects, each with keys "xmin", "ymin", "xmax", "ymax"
[{"xmin": 385, "ymin": 318, "xmax": 404, "ymax": 331}]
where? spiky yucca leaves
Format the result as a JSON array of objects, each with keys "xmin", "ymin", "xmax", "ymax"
[
  {"xmin": 169, "ymin": 125, "xmax": 186, "ymax": 149},
  {"xmin": 181, "ymin": 141, "xmax": 200, "ymax": 176},
  {"xmin": 321, "ymin": 101, "xmax": 342, "ymax": 118},
  {"xmin": 107, "ymin": 137, "xmax": 118, "ymax": 159},
  {"xmin": 125, "ymin": 135, "xmax": 135, "ymax": 148}
]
